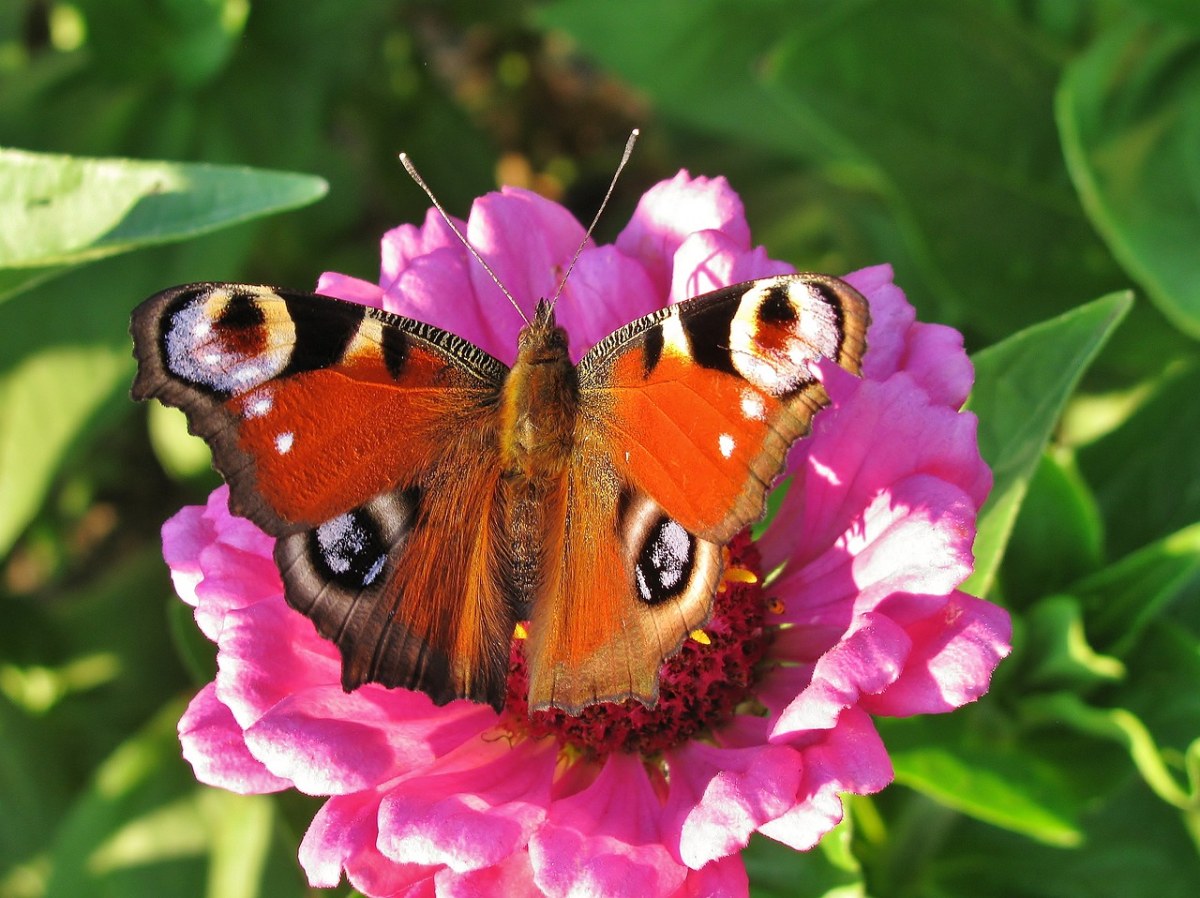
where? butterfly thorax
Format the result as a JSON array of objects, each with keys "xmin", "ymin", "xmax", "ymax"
[{"xmin": 499, "ymin": 301, "xmax": 579, "ymax": 482}]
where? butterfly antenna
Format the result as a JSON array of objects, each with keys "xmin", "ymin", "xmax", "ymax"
[
  {"xmin": 548, "ymin": 128, "xmax": 640, "ymax": 312},
  {"xmin": 399, "ymin": 152, "xmax": 529, "ymax": 325}
]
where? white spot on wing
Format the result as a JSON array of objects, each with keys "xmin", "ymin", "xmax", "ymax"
[
  {"xmin": 244, "ymin": 389, "xmax": 274, "ymax": 419},
  {"xmin": 740, "ymin": 390, "xmax": 766, "ymax": 421},
  {"xmin": 719, "ymin": 433, "xmax": 736, "ymax": 458},
  {"xmin": 275, "ymin": 431, "xmax": 294, "ymax": 454}
]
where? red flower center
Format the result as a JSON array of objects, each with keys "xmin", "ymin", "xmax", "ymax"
[{"xmin": 504, "ymin": 532, "xmax": 772, "ymax": 758}]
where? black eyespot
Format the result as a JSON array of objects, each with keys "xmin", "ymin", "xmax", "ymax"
[
  {"xmin": 217, "ymin": 290, "xmax": 267, "ymax": 330},
  {"xmin": 757, "ymin": 286, "xmax": 797, "ymax": 325},
  {"xmin": 310, "ymin": 509, "xmax": 388, "ymax": 590},
  {"xmin": 634, "ymin": 515, "xmax": 696, "ymax": 606}
]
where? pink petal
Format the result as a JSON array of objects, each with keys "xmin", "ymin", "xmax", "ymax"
[
  {"xmin": 466, "ymin": 186, "xmax": 586, "ymax": 319},
  {"xmin": 555, "ymin": 245, "xmax": 661, "ymax": 360},
  {"xmin": 379, "ymin": 208, "xmax": 467, "ymax": 291},
  {"xmin": 766, "ymin": 475, "xmax": 979, "ymax": 646},
  {"xmin": 161, "ymin": 504, "xmax": 207, "ymax": 609},
  {"xmin": 616, "ymin": 172, "xmax": 751, "ymax": 295},
  {"xmin": 299, "ymin": 786, "xmax": 436, "ymax": 895},
  {"xmin": 759, "ymin": 709, "xmax": 892, "ymax": 850},
  {"xmin": 315, "ymin": 272, "xmax": 386, "ymax": 309},
  {"xmin": 670, "ymin": 855, "xmax": 748, "ymax": 898},
  {"xmin": 843, "ymin": 265, "xmax": 974, "ymax": 407},
  {"xmin": 178, "ymin": 683, "xmax": 290, "ymax": 793},
  {"xmin": 898, "ymin": 322, "xmax": 974, "ymax": 409},
  {"xmin": 531, "ymin": 753, "xmax": 686, "ymax": 898},
  {"xmin": 377, "ymin": 735, "xmax": 556, "ymax": 872},
  {"xmin": 667, "ymin": 230, "xmax": 792, "ymax": 305},
  {"xmin": 843, "ymin": 265, "xmax": 912, "ymax": 382},
  {"xmin": 663, "ymin": 740, "xmax": 802, "ymax": 868},
  {"xmin": 761, "ymin": 374, "xmax": 990, "ymax": 573},
  {"xmin": 436, "ymin": 850, "xmax": 544, "ymax": 898},
  {"xmin": 393, "ymin": 247, "xmax": 514, "ymax": 361},
  {"xmin": 243, "ymin": 686, "xmax": 495, "ymax": 796},
  {"xmin": 214, "ymin": 599, "xmax": 341, "ymax": 728},
  {"xmin": 768, "ymin": 612, "xmax": 911, "ymax": 739},
  {"xmin": 203, "ymin": 485, "xmax": 275, "ymax": 555},
  {"xmin": 863, "ymin": 591, "xmax": 1013, "ymax": 716}
]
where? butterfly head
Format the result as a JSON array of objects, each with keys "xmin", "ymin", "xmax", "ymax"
[{"xmin": 517, "ymin": 299, "xmax": 570, "ymax": 365}]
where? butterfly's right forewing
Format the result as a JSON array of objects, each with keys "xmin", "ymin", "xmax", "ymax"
[{"xmin": 132, "ymin": 283, "xmax": 520, "ymax": 708}]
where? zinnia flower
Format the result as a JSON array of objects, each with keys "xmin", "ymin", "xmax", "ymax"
[{"xmin": 167, "ymin": 171, "xmax": 1011, "ymax": 897}]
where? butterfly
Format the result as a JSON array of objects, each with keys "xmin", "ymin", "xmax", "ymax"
[{"xmin": 131, "ymin": 263, "xmax": 868, "ymax": 715}]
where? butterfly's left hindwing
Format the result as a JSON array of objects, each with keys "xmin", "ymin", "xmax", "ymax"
[
  {"xmin": 131, "ymin": 283, "xmax": 518, "ymax": 708},
  {"xmin": 522, "ymin": 274, "xmax": 868, "ymax": 712}
]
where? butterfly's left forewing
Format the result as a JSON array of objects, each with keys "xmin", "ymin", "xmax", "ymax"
[
  {"xmin": 132, "ymin": 284, "xmax": 519, "ymax": 708},
  {"xmin": 524, "ymin": 274, "xmax": 869, "ymax": 711}
]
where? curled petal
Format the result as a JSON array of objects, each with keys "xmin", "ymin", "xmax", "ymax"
[
  {"xmin": 436, "ymin": 850, "xmax": 544, "ymax": 898},
  {"xmin": 466, "ymin": 187, "xmax": 585, "ymax": 325},
  {"xmin": 863, "ymin": 591, "xmax": 1013, "ymax": 716},
  {"xmin": 300, "ymin": 786, "xmax": 435, "ymax": 894},
  {"xmin": 843, "ymin": 265, "xmax": 974, "ymax": 408},
  {"xmin": 380, "ymin": 208, "xmax": 467, "ymax": 292},
  {"xmin": 762, "ymin": 374, "xmax": 990, "ymax": 573},
  {"xmin": 315, "ymin": 272, "xmax": 386, "ymax": 310},
  {"xmin": 215, "ymin": 599, "xmax": 339, "ymax": 728},
  {"xmin": 759, "ymin": 709, "xmax": 892, "ymax": 850},
  {"xmin": 243, "ymin": 686, "xmax": 494, "ymax": 795},
  {"xmin": 178, "ymin": 683, "xmax": 290, "ymax": 794},
  {"xmin": 668, "ymin": 230, "xmax": 791, "ymax": 306},
  {"xmin": 616, "ymin": 172, "xmax": 751, "ymax": 295},
  {"xmin": 768, "ymin": 612, "xmax": 910, "ymax": 739},
  {"xmin": 670, "ymin": 855, "xmax": 748, "ymax": 898},
  {"xmin": 663, "ymin": 741, "xmax": 802, "ymax": 869},
  {"xmin": 531, "ymin": 753, "xmax": 686, "ymax": 898},
  {"xmin": 377, "ymin": 735, "xmax": 557, "ymax": 872},
  {"xmin": 556, "ymin": 245, "xmax": 661, "ymax": 359}
]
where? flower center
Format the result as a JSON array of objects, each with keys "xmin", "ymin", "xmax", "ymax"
[{"xmin": 504, "ymin": 532, "xmax": 771, "ymax": 758}]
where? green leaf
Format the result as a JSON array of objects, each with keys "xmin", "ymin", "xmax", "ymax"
[
  {"xmin": 1058, "ymin": 19, "xmax": 1200, "ymax": 338},
  {"xmin": 1000, "ymin": 451, "xmax": 1104, "ymax": 604},
  {"xmin": 1019, "ymin": 594, "xmax": 1126, "ymax": 691},
  {"xmin": 0, "ymin": 333, "xmax": 130, "ymax": 557},
  {"xmin": 43, "ymin": 702, "xmax": 306, "ymax": 898},
  {"xmin": 1022, "ymin": 692, "xmax": 1194, "ymax": 810},
  {"xmin": 746, "ymin": 823, "xmax": 864, "ymax": 898},
  {"xmin": 880, "ymin": 713, "xmax": 1085, "ymax": 846},
  {"xmin": 542, "ymin": 0, "xmax": 1122, "ymax": 339},
  {"xmin": 1072, "ymin": 521, "xmax": 1200, "ymax": 654},
  {"xmin": 926, "ymin": 777, "xmax": 1200, "ymax": 898},
  {"xmin": 0, "ymin": 148, "xmax": 327, "ymax": 302},
  {"xmin": 963, "ymin": 292, "xmax": 1133, "ymax": 596},
  {"xmin": 1077, "ymin": 363, "xmax": 1200, "ymax": 557}
]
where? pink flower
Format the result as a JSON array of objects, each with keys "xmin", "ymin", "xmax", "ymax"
[{"xmin": 168, "ymin": 172, "xmax": 1011, "ymax": 896}]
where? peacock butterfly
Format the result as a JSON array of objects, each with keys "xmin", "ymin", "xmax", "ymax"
[{"xmin": 130, "ymin": 163, "xmax": 869, "ymax": 715}]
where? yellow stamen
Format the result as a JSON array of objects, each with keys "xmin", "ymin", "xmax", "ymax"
[
  {"xmin": 724, "ymin": 567, "xmax": 759, "ymax": 585},
  {"xmin": 690, "ymin": 629, "xmax": 711, "ymax": 645}
]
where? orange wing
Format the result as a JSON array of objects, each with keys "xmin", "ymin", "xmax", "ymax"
[
  {"xmin": 132, "ymin": 284, "xmax": 518, "ymax": 707},
  {"xmin": 522, "ymin": 275, "xmax": 868, "ymax": 711},
  {"xmin": 580, "ymin": 274, "xmax": 869, "ymax": 540}
]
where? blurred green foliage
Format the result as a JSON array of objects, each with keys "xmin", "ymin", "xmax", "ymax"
[{"xmin": 1, "ymin": 1, "xmax": 1198, "ymax": 896}]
